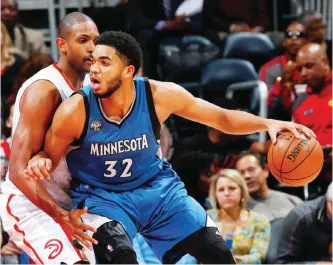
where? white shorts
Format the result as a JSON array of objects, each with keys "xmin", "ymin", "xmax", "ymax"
[{"xmin": 0, "ymin": 194, "xmax": 95, "ymax": 264}]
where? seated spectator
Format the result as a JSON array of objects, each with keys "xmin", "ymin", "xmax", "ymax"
[
  {"xmin": 125, "ymin": 0, "xmax": 199, "ymax": 78},
  {"xmin": 235, "ymin": 150, "xmax": 303, "ymax": 221},
  {"xmin": 1, "ymin": 0, "xmax": 48, "ymax": 59},
  {"xmin": 259, "ymin": 21, "xmax": 306, "ymax": 89},
  {"xmin": 267, "ymin": 60, "xmax": 300, "ymax": 121},
  {"xmin": 293, "ymin": 43, "xmax": 332, "ymax": 197},
  {"xmin": 8, "ymin": 52, "xmax": 54, "ymax": 100},
  {"xmin": 133, "ymin": 233, "xmax": 197, "ymax": 264},
  {"xmin": 207, "ymin": 169, "xmax": 270, "ymax": 264},
  {"xmin": 0, "ymin": 99, "xmax": 14, "ymax": 184},
  {"xmin": 1, "ymin": 22, "xmax": 25, "ymax": 101},
  {"xmin": 275, "ymin": 182, "xmax": 333, "ymax": 264},
  {"xmin": 299, "ymin": 11, "xmax": 332, "ymax": 66},
  {"xmin": 202, "ymin": 0, "xmax": 268, "ymax": 44}
]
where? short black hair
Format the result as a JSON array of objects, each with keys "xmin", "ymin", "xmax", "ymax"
[
  {"xmin": 96, "ymin": 31, "xmax": 143, "ymax": 75},
  {"xmin": 58, "ymin": 12, "xmax": 95, "ymax": 39},
  {"xmin": 236, "ymin": 150, "xmax": 267, "ymax": 168}
]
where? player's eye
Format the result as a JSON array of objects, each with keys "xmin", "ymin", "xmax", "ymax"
[
  {"xmin": 79, "ymin": 39, "xmax": 87, "ymax": 44},
  {"xmin": 102, "ymin": 61, "xmax": 109, "ymax": 66}
]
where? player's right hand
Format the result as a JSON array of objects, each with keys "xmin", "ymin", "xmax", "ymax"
[
  {"xmin": 56, "ymin": 207, "xmax": 98, "ymax": 250},
  {"xmin": 24, "ymin": 156, "xmax": 52, "ymax": 181}
]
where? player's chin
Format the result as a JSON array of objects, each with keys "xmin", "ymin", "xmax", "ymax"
[{"xmin": 82, "ymin": 64, "xmax": 91, "ymax": 73}]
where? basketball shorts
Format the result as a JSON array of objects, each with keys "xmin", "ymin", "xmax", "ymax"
[
  {"xmin": 0, "ymin": 194, "xmax": 95, "ymax": 264},
  {"xmin": 72, "ymin": 162, "xmax": 216, "ymax": 262}
]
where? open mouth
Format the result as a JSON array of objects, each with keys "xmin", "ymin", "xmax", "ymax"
[{"xmin": 90, "ymin": 76, "xmax": 100, "ymax": 84}]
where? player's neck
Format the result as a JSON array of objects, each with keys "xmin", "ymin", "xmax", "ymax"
[
  {"xmin": 56, "ymin": 59, "xmax": 85, "ymax": 90},
  {"xmin": 101, "ymin": 80, "xmax": 135, "ymax": 119},
  {"xmin": 219, "ymin": 207, "xmax": 242, "ymax": 221}
]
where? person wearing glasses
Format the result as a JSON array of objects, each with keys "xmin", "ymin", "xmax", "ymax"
[
  {"xmin": 261, "ymin": 22, "xmax": 307, "ymax": 121},
  {"xmin": 259, "ymin": 22, "xmax": 306, "ymax": 90}
]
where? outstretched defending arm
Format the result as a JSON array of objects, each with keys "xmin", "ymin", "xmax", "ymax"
[{"xmin": 150, "ymin": 80, "xmax": 316, "ymax": 143}]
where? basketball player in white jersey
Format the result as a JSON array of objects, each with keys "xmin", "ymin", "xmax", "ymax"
[{"xmin": 0, "ymin": 12, "xmax": 99, "ymax": 264}]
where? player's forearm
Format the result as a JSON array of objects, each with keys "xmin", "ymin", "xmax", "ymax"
[
  {"xmin": 217, "ymin": 110, "xmax": 272, "ymax": 135},
  {"xmin": 9, "ymin": 140, "xmax": 67, "ymax": 219}
]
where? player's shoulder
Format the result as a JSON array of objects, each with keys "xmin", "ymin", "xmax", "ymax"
[
  {"xmin": 148, "ymin": 79, "xmax": 179, "ymax": 93},
  {"xmin": 23, "ymin": 79, "xmax": 61, "ymax": 102},
  {"xmin": 148, "ymin": 79, "xmax": 188, "ymax": 102}
]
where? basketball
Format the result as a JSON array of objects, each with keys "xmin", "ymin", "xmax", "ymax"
[{"xmin": 267, "ymin": 130, "xmax": 324, "ymax": 186}]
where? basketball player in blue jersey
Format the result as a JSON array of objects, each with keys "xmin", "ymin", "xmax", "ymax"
[{"xmin": 26, "ymin": 31, "xmax": 316, "ymax": 264}]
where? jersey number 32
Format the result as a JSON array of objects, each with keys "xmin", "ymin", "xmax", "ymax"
[{"xmin": 104, "ymin": 159, "xmax": 133, "ymax": 178}]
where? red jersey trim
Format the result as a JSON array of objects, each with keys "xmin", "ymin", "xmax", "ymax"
[{"xmin": 52, "ymin": 63, "xmax": 76, "ymax": 91}]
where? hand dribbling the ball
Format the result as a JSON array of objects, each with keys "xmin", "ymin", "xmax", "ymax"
[{"xmin": 266, "ymin": 119, "xmax": 316, "ymax": 144}]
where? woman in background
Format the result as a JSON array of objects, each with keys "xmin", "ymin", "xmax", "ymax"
[
  {"xmin": 208, "ymin": 169, "xmax": 270, "ymax": 264},
  {"xmin": 1, "ymin": 22, "xmax": 25, "ymax": 101}
]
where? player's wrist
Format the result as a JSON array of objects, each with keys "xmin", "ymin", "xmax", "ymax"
[{"xmin": 53, "ymin": 209, "xmax": 69, "ymax": 223}]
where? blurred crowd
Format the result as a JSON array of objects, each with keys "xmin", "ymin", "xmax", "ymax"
[{"xmin": 1, "ymin": 0, "xmax": 332, "ymax": 264}]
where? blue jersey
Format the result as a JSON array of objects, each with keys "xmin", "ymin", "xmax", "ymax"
[{"xmin": 67, "ymin": 77, "xmax": 163, "ymax": 191}]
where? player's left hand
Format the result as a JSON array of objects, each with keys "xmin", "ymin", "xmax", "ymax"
[
  {"xmin": 267, "ymin": 120, "xmax": 316, "ymax": 144},
  {"xmin": 24, "ymin": 154, "xmax": 52, "ymax": 181}
]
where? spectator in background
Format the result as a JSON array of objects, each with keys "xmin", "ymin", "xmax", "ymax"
[
  {"xmin": 1, "ymin": 22, "xmax": 25, "ymax": 101},
  {"xmin": 235, "ymin": 151, "xmax": 303, "ymax": 221},
  {"xmin": 260, "ymin": 22, "xmax": 306, "ymax": 89},
  {"xmin": 202, "ymin": 0, "xmax": 268, "ymax": 44},
  {"xmin": 125, "ymin": 0, "xmax": 199, "ymax": 78},
  {"xmin": 275, "ymin": 182, "xmax": 333, "ymax": 264},
  {"xmin": 8, "ymin": 52, "xmax": 54, "ymax": 101},
  {"xmin": 1, "ymin": 99, "xmax": 14, "ymax": 184},
  {"xmin": 1, "ymin": 0, "xmax": 48, "ymax": 59},
  {"xmin": 208, "ymin": 169, "xmax": 270, "ymax": 264},
  {"xmin": 299, "ymin": 11, "xmax": 332, "ymax": 66},
  {"xmin": 293, "ymin": 43, "xmax": 332, "ymax": 197}
]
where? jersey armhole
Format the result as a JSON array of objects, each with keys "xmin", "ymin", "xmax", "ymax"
[
  {"xmin": 144, "ymin": 77, "xmax": 161, "ymax": 140},
  {"xmin": 70, "ymin": 90, "xmax": 90, "ymax": 146}
]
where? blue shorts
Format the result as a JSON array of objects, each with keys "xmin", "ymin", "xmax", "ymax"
[{"xmin": 71, "ymin": 162, "xmax": 207, "ymax": 262}]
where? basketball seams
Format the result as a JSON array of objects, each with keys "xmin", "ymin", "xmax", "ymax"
[
  {"xmin": 280, "ymin": 163, "xmax": 323, "ymax": 180},
  {"xmin": 270, "ymin": 134, "xmax": 292, "ymax": 172},
  {"xmin": 280, "ymin": 139, "xmax": 318, "ymax": 174},
  {"xmin": 276, "ymin": 135, "xmax": 296, "ymax": 182}
]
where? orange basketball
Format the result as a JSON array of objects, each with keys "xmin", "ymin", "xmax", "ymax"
[{"xmin": 267, "ymin": 130, "xmax": 324, "ymax": 186}]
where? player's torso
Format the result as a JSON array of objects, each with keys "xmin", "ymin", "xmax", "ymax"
[
  {"xmin": 67, "ymin": 77, "xmax": 163, "ymax": 191},
  {"xmin": 2, "ymin": 64, "xmax": 84, "ymax": 206}
]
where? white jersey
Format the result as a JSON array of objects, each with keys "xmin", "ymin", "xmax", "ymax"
[{"xmin": 1, "ymin": 63, "xmax": 89, "ymax": 209}]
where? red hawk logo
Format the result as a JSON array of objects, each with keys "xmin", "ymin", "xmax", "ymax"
[{"xmin": 44, "ymin": 239, "xmax": 63, "ymax": 259}]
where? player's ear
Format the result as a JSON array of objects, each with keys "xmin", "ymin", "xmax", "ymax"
[
  {"xmin": 122, "ymin": 65, "xmax": 135, "ymax": 79},
  {"xmin": 56, "ymin": 38, "xmax": 67, "ymax": 55}
]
